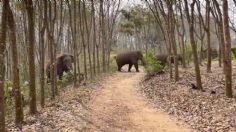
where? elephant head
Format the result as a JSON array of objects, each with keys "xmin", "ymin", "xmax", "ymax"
[
  {"xmin": 136, "ymin": 51, "xmax": 146, "ymax": 65},
  {"xmin": 46, "ymin": 54, "xmax": 74, "ymax": 83},
  {"xmin": 58, "ymin": 54, "xmax": 74, "ymax": 73},
  {"xmin": 57, "ymin": 54, "xmax": 74, "ymax": 72}
]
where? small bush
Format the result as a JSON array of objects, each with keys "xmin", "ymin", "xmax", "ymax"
[
  {"xmin": 185, "ymin": 43, "xmax": 192, "ymax": 64},
  {"xmin": 144, "ymin": 52, "xmax": 163, "ymax": 75},
  {"xmin": 4, "ymin": 80, "xmax": 14, "ymax": 117},
  {"xmin": 21, "ymin": 81, "xmax": 29, "ymax": 103},
  {"xmin": 231, "ymin": 47, "xmax": 236, "ymax": 59},
  {"xmin": 4, "ymin": 80, "xmax": 29, "ymax": 115},
  {"xmin": 231, "ymin": 52, "xmax": 236, "ymax": 60},
  {"xmin": 57, "ymin": 71, "xmax": 74, "ymax": 88}
]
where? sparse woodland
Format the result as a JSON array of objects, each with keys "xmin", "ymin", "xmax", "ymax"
[
  {"xmin": 0, "ymin": 0, "xmax": 236, "ymax": 131},
  {"xmin": 0, "ymin": 0, "xmax": 121, "ymax": 130}
]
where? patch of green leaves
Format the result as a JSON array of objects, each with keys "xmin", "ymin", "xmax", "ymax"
[
  {"xmin": 231, "ymin": 47, "xmax": 236, "ymax": 60},
  {"xmin": 4, "ymin": 80, "xmax": 14, "ymax": 117},
  {"xmin": 57, "ymin": 71, "xmax": 74, "ymax": 88},
  {"xmin": 144, "ymin": 52, "xmax": 163, "ymax": 75}
]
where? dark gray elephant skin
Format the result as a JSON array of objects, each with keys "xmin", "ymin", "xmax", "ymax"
[
  {"xmin": 115, "ymin": 51, "xmax": 145, "ymax": 72},
  {"xmin": 155, "ymin": 54, "xmax": 183, "ymax": 66},
  {"xmin": 46, "ymin": 54, "xmax": 74, "ymax": 83}
]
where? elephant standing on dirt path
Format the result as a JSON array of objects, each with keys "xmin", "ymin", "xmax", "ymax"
[{"xmin": 115, "ymin": 51, "xmax": 145, "ymax": 72}]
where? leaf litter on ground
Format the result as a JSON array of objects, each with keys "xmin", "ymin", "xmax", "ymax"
[
  {"xmin": 140, "ymin": 61, "xmax": 236, "ymax": 132},
  {"xmin": 7, "ymin": 78, "xmax": 104, "ymax": 132}
]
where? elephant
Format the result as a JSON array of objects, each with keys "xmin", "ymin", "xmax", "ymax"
[
  {"xmin": 115, "ymin": 51, "xmax": 145, "ymax": 72},
  {"xmin": 200, "ymin": 49, "xmax": 218, "ymax": 60},
  {"xmin": 46, "ymin": 54, "xmax": 74, "ymax": 83},
  {"xmin": 155, "ymin": 54, "xmax": 183, "ymax": 66}
]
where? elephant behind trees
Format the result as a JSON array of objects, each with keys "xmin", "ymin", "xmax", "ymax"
[
  {"xmin": 46, "ymin": 54, "xmax": 74, "ymax": 83},
  {"xmin": 200, "ymin": 49, "xmax": 218, "ymax": 60},
  {"xmin": 155, "ymin": 54, "xmax": 183, "ymax": 66},
  {"xmin": 115, "ymin": 51, "xmax": 145, "ymax": 72}
]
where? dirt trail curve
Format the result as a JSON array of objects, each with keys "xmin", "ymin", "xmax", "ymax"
[{"xmin": 87, "ymin": 68, "xmax": 191, "ymax": 132}]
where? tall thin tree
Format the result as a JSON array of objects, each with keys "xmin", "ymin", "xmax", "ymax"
[
  {"xmin": 24, "ymin": 0, "xmax": 37, "ymax": 114},
  {"xmin": 223, "ymin": 0, "xmax": 233, "ymax": 97},
  {"xmin": 0, "ymin": 0, "xmax": 8, "ymax": 131},
  {"xmin": 6, "ymin": 0, "xmax": 24, "ymax": 124},
  {"xmin": 184, "ymin": 0, "xmax": 203, "ymax": 89}
]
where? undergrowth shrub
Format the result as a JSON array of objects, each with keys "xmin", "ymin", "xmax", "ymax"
[
  {"xmin": 3, "ymin": 80, "xmax": 29, "ymax": 118},
  {"xmin": 185, "ymin": 43, "xmax": 192, "ymax": 64},
  {"xmin": 57, "ymin": 71, "xmax": 74, "ymax": 88},
  {"xmin": 4, "ymin": 80, "xmax": 14, "ymax": 117},
  {"xmin": 231, "ymin": 47, "xmax": 236, "ymax": 59},
  {"xmin": 144, "ymin": 52, "xmax": 163, "ymax": 75}
]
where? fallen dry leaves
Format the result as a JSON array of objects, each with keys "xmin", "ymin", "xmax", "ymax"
[
  {"xmin": 7, "ymin": 81, "xmax": 101, "ymax": 132},
  {"xmin": 140, "ymin": 61, "xmax": 236, "ymax": 132}
]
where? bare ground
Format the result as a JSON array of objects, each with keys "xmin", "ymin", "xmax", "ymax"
[
  {"xmin": 85, "ymin": 67, "xmax": 191, "ymax": 132},
  {"xmin": 8, "ymin": 67, "xmax": 191, "ymax": 132}
]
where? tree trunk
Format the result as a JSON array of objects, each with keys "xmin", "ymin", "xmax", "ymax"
[
  {"xmin": 206, "ymin": 0, "xmax": 212, "ymax": 73},
  {"xmin": 212, "ymin": 0, "xmax": 224, "ymax": 70},
  {"xmin": 184, "ymin": 0, "xmax": 202, "ymax": 89},
  {"xmin": 73, "ymin": 0, "xmax": 78, "ymax": 86},
  {"xmin": 178, "ymin": 2, "xmax": 187, "ymax": 68},
  {"xmin": 223, "ymin": 0, "xmax": 233, "ymax": 97},
  {"xmin": 91, "ymin": 0, "xmax": 97, "ymax": 76},
  {"xmin": 6, "ymin": 1, "xmax": 24, "ymax": 124},
  {"xmin": 166, "ymin": 25, "xmax": 173, "ymax": 79},
  {"xmin": 100, "ymin": 0, "xmax": 106, "ymax": 73},
  {"xmin": 24, "ymin": 0, "xmax": 37, "ymax": 114},
  {"xmin": 48, "ymin": 1, "xmax": 55, "ymax": 99},
  {"xmin": 39, "ymin": 0, "xmax": 47, "ymax": 107},
  {"xmin": 180, "ymin": 35, "xmax": 186, "ymax": 68},
  {"xmin": 0, "ymin": 0, "xmax": 8, "ymax": 131},
  {"xmin": 168, "ymin": 2, "xmax": 179, "ymax": 81},
  {"xmin": 215, "ymin": 23, "xmax": 222, "ymax": 67},
  {"xmin": 78, "ymin": 0, "xmax": 87, "ymax": 79},
  {"xmin": 82, "ymin": 0, "xmax": 93, "ymax": 79},
  {"xmin": 52, "ymin": 0, "xmax": 58, "ymax": 96}
]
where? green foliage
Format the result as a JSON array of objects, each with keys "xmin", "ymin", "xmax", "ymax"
[
  {"xmin": 231, "ymin": 47, "xmax": 236, "ymax": 59},
  {"xmin": 4, "ymin": 80, "xmax": 14, "ymax": 117},
  {"xmin": 57, "ymin": 71, "xmax": 74, "ymax": 88},
  {"xmin": 21, "ymin": 81, "xmax": 29, "ymax": 101},
  {"xmin": 121, "ymin": 10, "xmax": 131, "ymax": 20},
  {"xmin": 14, "ymin": 0, "xmax": 24, "ymax": 11},
  {"xmin": 3, "ymin": 80, "xmax": 29, "ymax": 117},
  {"xmin": 4, "ymin": 80, "xmax": 13, "ymax": 98},
  {"xmin": 109, "ymin": 53, "xmax": 118, "ymax": 72},
  {"xmin": 232, "ymin": 52, "xmax": 236, "ymax": 60},
  {"xmin": 119, "ymin": 5, "xmax": 151, "ymax": 35},
  {"xmin": 144, "ymin": 52, "xmax": 163, "ymax": 75},
  {"xmin": 185, "ymin": 43, "xmax": 193, "ymax": 63}
]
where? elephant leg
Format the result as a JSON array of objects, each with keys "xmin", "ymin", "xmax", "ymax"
[
  {"xmin": 128, "ymin": 64, "xmax": 133, "ymax": 72},
  {"xmin": 134, "ymin": 63, "xmax": 139, "ymax": 72},
  {"xmin": 59, "ymin": 75, "xmax": 62, "ymax": 80},
  {"xmin": 58, "ymin": 71, "xmax": 63, "ymax": 80},
  {"xmin": 118, "ymin": 65, "xmax": 122, "ymax": 72}
]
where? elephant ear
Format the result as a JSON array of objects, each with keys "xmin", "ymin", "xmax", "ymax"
[
  {"xmin": 57, "ymin": 55, "xmax": 65, "ymax": 65},
  {"xmin": 63, "ymin": 55, "xmax": 74, "ymax": 66}
]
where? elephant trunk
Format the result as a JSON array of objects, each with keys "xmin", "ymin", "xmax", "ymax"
[{"xmin": 140, "ymin": 57, "xmax": 146, "ymax": 66}]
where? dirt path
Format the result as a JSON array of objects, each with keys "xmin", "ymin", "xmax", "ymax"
[{"xmin": 87, "ymin": 67, "xmax": 191, "ymax": 132}]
